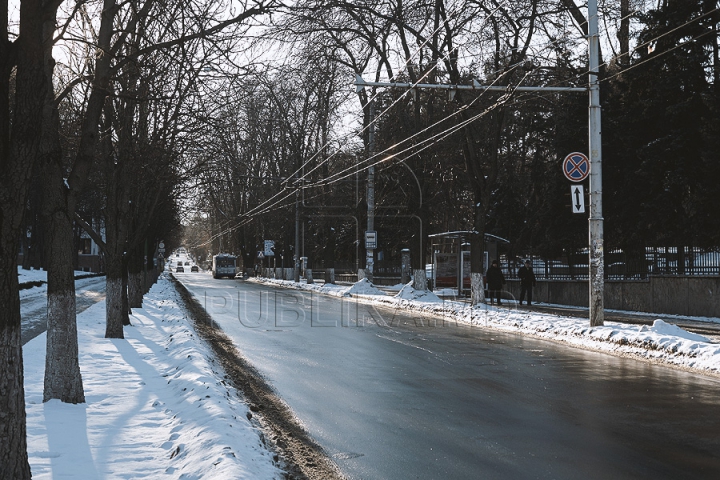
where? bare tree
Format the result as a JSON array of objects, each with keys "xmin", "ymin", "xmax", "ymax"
[
  {"xmin": 1, "ymin": 1, "xmax": 59, "ymax": 476},
  {"xmin": 39, "ymin": 0, "xmax": 279, "ymax": 415},
  {"xmin": 272, "ymin": 0, "xmax": 589, "ymax": 302},
  {"xmin": 4, "ymin": 0, "xmax": 278, "ymax": 468},
  {"xmin": 188, "ymin": 42, "xmax": 348, "ymax": 271}
]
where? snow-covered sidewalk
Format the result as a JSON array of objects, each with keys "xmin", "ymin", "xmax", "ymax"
[
  {"xmin": 21, "ymin": 272, "xmax": 720, "ymax": 478},
  {"xmin": 24, "ymin": 275, "xmax": 283, "ymax": 479},
  {"xmin": 250, "ymin": 276, "xmax": 720, "ymax": 376}
]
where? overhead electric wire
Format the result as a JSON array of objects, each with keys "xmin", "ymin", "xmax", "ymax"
[
  {"xmin": 214, "ymin": 61, "xmax": 525, "ymax": 234},
  {"xmin": 213, "ymin": 65, "xmax": 529, "ymax": 232},
  {"xmin": 194, "ymin": 2, "xmax": 517, "ymax": 246},
  {"xmin": 281, "ymin": 2, "xmax": 476, "ymax": 185},
  {"xmin": 287, "ymin": 2, "xmax": 612, "ymax": 188},
  {"xmin": 195, "ymin": 36, "xmax": 585, "ymax": 244},
  {"xmin": 570, "ymin": 5, "xmax": 720, "ymax": 88},
  {"xmin": 599, "ymin": 7, "xmax": 719, "ymax": 83},
  {"xmin": 307, "ymin": 68, "xmax": 528, "ymax": 188},
  {"xmin": 195, "ymin": 3, "xmax": 717, "ymax": 248}
]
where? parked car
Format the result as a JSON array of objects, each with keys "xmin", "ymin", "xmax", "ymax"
[
  {"xmin": 184, "ymin": 261, "xmax": 190, "ymax": 265},
  {"xmin": 176, "ymin": 266, "xmax": 184, "ymax": 272},
  {"xmin": 190, "ymin": 265, "xmax": 199, "ymax": 272}
]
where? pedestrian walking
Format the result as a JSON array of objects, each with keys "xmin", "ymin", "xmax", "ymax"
[
  {"xmin": 486, "ymin": 260, "xmax": 505, "ymax": 305},
  {"xmin": 518, "ymin": 259, "xmax": 537, "ymax": 305}
]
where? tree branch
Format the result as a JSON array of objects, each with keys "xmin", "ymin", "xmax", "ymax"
[{"xmin": 74, "ymin": 212, "xmax": 108, "ymax": 253}]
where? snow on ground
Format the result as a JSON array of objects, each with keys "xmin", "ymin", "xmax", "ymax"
[
  {"xmin": 641, "ymin": 319, "xmax": 710, "ymax": 343},
  {"xmin": 21, "ymin": 270, "xmax": 720, "ymax": 479},
  {"xmin": 18, "ymin": 266, "xmax": 100, "ymax": 302},
  {"xmin": 18, "ymin": 266, "xmax": 97, "ymax": 284},
  {"xmin": 24, "ymin": 275, "xmax": 283, "ymax": 480},
  {"xmin": 17, "ymin": 267, "xmax": 50, "ymax": 284},
  {"xmin": 394, "ymin": 282, "xmax": 443, "ymax": 303},
  {"xmin": 342, "ymin": 277, "xmax": 385, "ymax": 295},
  {"xmin": 249, "ymin": 276, "xmax": 720, "ymax": 376}
]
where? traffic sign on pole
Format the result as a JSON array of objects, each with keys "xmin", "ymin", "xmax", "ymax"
[
  {"xmin": 563, "ymin": 152, "xmax": 590, "ymax": 182},
  {"xmin": 571, "ymin": 185, "xmax": 586, "ymax": 213},
  {"xmin": 264, "ymin": 240, "xmax": 275, "ymax": 256},
  {"xmin": 365, "ymin": 231, "xmax": 377, "ymax": 249},
  {"xmin": 353, "ymin": 25, "xmax": 603, "ymax": 325}
]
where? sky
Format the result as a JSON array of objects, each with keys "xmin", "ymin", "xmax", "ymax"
[{"xmin": 19, "ymin": 258, "xmax": 720, "ymax": 478}]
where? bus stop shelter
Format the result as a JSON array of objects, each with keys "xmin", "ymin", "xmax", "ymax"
[{"xmin": 428, "ymin": 231, "xmax": 509, "ymax": 295}]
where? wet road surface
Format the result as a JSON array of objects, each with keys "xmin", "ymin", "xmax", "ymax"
[{"xmin": 178, "ymin": 274, "xmax": 720, "ymax": 479}]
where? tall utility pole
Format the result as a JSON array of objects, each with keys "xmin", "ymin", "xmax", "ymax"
[
  {"xmin": 355, "ymin": 0, "xmax": 605, "ymax": 326},
  {"xmin": 588, "ymin": 0, "xmax": 604, "ymax": 326},
  {"xmin": 365, "ymin": 100, "xmax": 375, "ymax": 279},
  {"xmin": 294, "ymin": 186, "xmax": 301, "ymax": 282}
]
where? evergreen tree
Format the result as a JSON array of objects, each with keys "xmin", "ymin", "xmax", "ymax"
[{"xmin": 605, "ymin": 0, "xmax": 717, "ymax": 254}]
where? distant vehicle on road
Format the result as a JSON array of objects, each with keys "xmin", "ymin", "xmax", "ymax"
[
  {"xmin": 176, "ymin": 266, "xmax": 184, "ymax": 273},
  {"xmin": 191, "ymin": 265, "xmax": 199, "ymax": 272},
  {"xmin": 212, "ymin": 254, "xmax": 237, "ymax": 279}
]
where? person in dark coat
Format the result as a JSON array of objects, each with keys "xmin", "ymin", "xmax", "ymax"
[
  {"xmin": 518, "ymin": 259, "xmax": 537, "ymax": 305},
  {"xmin": 485, "ymin": 260, "xmax": 505, "ymax": 305}
]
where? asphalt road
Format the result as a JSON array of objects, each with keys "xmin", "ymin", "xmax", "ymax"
[
  {"xmin": 20, "ymin": 276, "xmax": 107, "ymax": 345},
  {"xmin": 177, "ymin": 272, "xmax": 720, "ymax": 479}
]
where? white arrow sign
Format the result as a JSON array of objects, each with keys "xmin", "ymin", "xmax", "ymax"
[{"xmin": 571, "ymin": 185, "xmax": 586, "ymax": 213}]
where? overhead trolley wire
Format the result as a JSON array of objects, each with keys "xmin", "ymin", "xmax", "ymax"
[{"xmin": 194, "ymin": 3, "xmax": 717, "ymax": 248}]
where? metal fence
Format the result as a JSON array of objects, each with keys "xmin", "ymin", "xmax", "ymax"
[
  {"xmin": 504, "ymin": 247, "xmax": 720, "ymax": 281},
  {"xmin": 317, "ymin": 247, "xmax": 720, "ymax": 281}
]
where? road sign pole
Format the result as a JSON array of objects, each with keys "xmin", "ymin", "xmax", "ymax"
[
  {"xmin": 295, "ymin": 188, "xmax": 301, "ymax": 282},
  {"xmin": 588, "ymin": 0, "xmax": 604, "ymax": 327},
  {"xmin": 354, "ymin": 2, "xmax": 604, "ymax": 325},
  {"xmin": 366, "ymin": 100, "xmax": 375, "ymax": 279}
]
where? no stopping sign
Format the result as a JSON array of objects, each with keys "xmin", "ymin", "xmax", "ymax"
[{"xmin": 562, "ymin": 152, "xmax": 590, "ymax": 182}]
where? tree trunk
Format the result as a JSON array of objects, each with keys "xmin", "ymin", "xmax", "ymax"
[
  {"xmin": 618, "ymin": 0, "xmax": 630, "ymax": 66},
  {"xmin": 122, "ymin": 254, "xmax": 131, "ymax": 325},
  {"xmin": 22, "ymin": 177, "xmax": 46, "ymax": 270},
  {"xmin": 0, "ymin": 253, "xmax": 31, "ymax": 480},
  {"xmin": 102, "ymin": 97, "xmax": 130, "ymax": 336},
  {"xmin": 41, "ymin": 83, "xmax": 86, "ymax": 403},
  {"xmin": 413, "ymin": 269, "xmax": 427, "ymax": 290},
  {"xmin": 677, "ymin": 245, "xmax": 686, "ymax": 275},
  {"xmin": 128, "ymin": 270, "xmax": 144, "ymax": 308},
  {"xmin": 105, "ymin": 253, "xmax": 125, "ymax": 338},
  {"xmin": 128, "ymin": 251, "xmax": 143, "ymax": 309},
  {"xmin": 0, "ymin": 1, "xmax": 55, "ymax": 474},
  {"xmin": 42, "ymin": 208, "xmax": 85, "ymax": 403},
  {"xmin": 324, "ymin": 225, "xmax": 336, "ymax": 284},
  {"xmin": 714, "ymin": 4, "xmax": 720, "ymax": 98}
]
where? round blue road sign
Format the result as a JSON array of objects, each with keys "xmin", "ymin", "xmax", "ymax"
[{"xmin": 562, "ymin": 152, "xmax": 590, "ymax": 182}]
